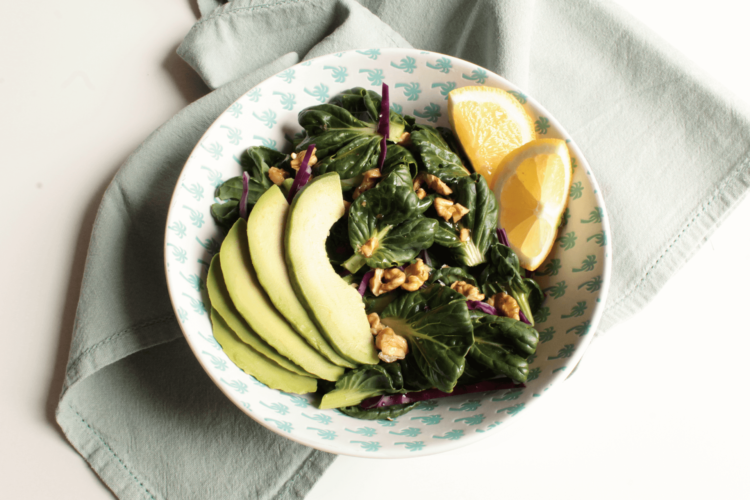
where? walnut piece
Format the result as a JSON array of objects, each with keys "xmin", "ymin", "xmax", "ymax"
[
  {"xmin": 486, "ymin": 292, "xmax": 520, "ymax": 320},
  {"xmin": 401, "ymin": 258, "xmax": 430, "ymax": 292},
  {"xmin": 416, "ymin": 188, "xmax": 427, "ymax": 200},
  {"xmin": 369, "ymin": 268, "xmax": 406, "ymax": 296},
  {"xmin": 268, "ymin": 167, "xmax": 289, "ymax": 186},
  {"xmin": 450, "ymin": 280, "xmax": 485, "ymax": 301},
  {"xmin": 459, "ymin": 228, "xmax": 470, "ymax": 242},
  {"xmin": 397, "ymin": 131, "xmax": 412, "ymax": 146},
  {"xmin": 352, "ymin": 168, "xmax": 382, "ymax": 200},
  {"xmin": 375, "ymin": 327, "xmax": 409, "ymax": 363},
  {"xmin": 433, "ymin": 197, "xmax": 470, "ymax": 223},
  {"xmin": 368, "ymin": 312, "xmax": 386, "ymax": 336},
  {"xmin": 360, "ymin": 236, "xmax": 378, "ymax": 257},
  {"xmin": 290, "ymin": 148, "xmax": 318, "ymax": 171},
  {"xmin": 413, "ymin": 173, "xmax": 453, "ymax": 196}
]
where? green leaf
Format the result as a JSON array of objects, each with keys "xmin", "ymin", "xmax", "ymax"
[
  {"xmin": 432, "ymin": 174, "xmax": 498, "ymax": 267},
  {"xmin": 427, "ymin": 266, "xmax": 477, "ymax": 287},
  {"xmin": 325, "ymin": 214, "xmax": 353, "ymax": 265},
  {"xmin": 410, "ymin": 124, "xmax": 470, "ymax": 182},
  {"xmin": 471, "ymin": 312, "xmax": 539, "ymax": 358},
  {"xmin": 319, "ymin": 363, "xmax": 404, "ymax": 409},
  {"xmin": 338, "ymin": 402, "xmax": 420, "ymax": 420},
  {"xmin": 210, "ymin": 200, "xmax": 239, "ymax": 230},
  {"xmin": 381, "ymin": 285, "xmax": 474, "ymax": 393}
]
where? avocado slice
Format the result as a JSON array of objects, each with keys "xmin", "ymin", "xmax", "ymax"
[
  {"xmin": 206, "ymin": 254, "xmax": 310, "ymax": 377},
  {"xmin": 220, "ymin": 218, "xmax": 345, "ymax": 381},
  {"xmin": 286, "ymin": 172, "xmax": 379, "ymax": 365},
  {"xmin": 210, "ymin": 308, "xmax": 316, "ymax": 394},
  {"xmin": 247, "ymin": 185, "xmax": 356, "ymax": 368}
]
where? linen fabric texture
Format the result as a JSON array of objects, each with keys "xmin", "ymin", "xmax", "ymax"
[{"xmin": 56, "ymin": 1, "xmax": 750, "ymax": 499}]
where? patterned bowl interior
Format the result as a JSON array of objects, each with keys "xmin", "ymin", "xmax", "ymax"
[{"xmin": 164, "ymin": 48, "xmax": 611, "ymax": 458}]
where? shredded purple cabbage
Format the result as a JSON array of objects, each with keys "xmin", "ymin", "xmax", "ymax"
[
  {"xmin": 467, "ymin": 300, "xmax": 499, "ymax": 316},
  {"xmin": 361, "ymin": 379, "xmax": 524, "ymax": 409},
  {"xmin": 497, "ymin": 227, "xmax": 510, "ymax": 247},
  {"xmin": 286, "ymin": 144, "xmax": 316, "ymax": 203},
  {"xmin": 358, "ymin": 269, "xmax": 375, "ymax": 296},
  {"xmin": 376, "ymin": 83, "xmax": 390, "ymax": 170},
  {"xmin": 419, "ymin": 249, "xmax": 432, "ymax": 268},
  {"xmin": 239, "ymin": 171, "xmax": 250, "ymax": 220}
]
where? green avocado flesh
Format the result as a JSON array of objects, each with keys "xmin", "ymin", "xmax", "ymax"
[
  {"xmin": 220, "ymin": 219, "xmax": 345, "ymax": 381},
  {"xmin": 206, "ymin": 254, "xmax": 310, "ymax": 377},
  {"xmin": 247, "ymin": 185, "xmax": 356, "ymax": 368},
  {"xmin": 286, "ymin": 172, "xmax": 379, "ymax": 365},
  {"xmin": 210, "ymin": 308, "xmax": 317, "ymax": 394}
]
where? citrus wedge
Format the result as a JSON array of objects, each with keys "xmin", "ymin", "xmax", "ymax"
[
  {"xmin": 448, "ymin": 86, "xmax": 536, "ymax": 187},
  {"xmin": 493, "ymin": 139, "xmax": 572, "ymax": 271}
]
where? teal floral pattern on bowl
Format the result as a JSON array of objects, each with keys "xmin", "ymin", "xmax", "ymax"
[{"xmin": 164, "ymin": 48, "xmax": 612, "ymax": 459}]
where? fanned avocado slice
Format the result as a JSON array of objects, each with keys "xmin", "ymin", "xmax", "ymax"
[
  {"xmin": 286, "ymin": 172, "xmax": 379, "ymax": 365},
  {"xmin": 210, "ymin": 308, "xmax": 316, "ymax": 394},
  {"xmin": 206, "ymin": 254, "xmax": 311, "ymax": 377},
  {"xmin": 220, "ymin": 219, "xmax": 345, "ymax": 381},
  {"xmin": 247, "ymin": 185, "xmax": 356, "ymax": 368}
]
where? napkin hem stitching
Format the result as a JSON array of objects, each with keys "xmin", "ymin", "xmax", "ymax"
[
  {"xmin": 68, "ymin": 402, "xmax": 158, "ymax": 500},
  {"xmin": 65, "ymin": 315, "xmax": 175, "ymax": 375},
  {"xmin": 271, "ymin": 449, "xmax": 316, "ymax": 500},
  {"xmin": 194, "ymin": 0, "xmax": 302, "ymax": 28},
  {"xmin": 608, "ymin": 154, "xmax": 750, "ymax": 311}
]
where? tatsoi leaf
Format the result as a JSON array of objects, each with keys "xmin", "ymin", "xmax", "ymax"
[
  {"xmin": 338, "ymin": 402, "xmax": 420, "ymax": 420},
  {"xmin": 469, "ymin": 336, "xmax": 530, "ymax": 383},
  {"xmin": 210, "ymin": 200, "xmax": 239, "ymax": 230},
  {"xmin": 329, "ymin": 87, "xmax": 407, "ymax": 140},
  {"xmin": 471, "ymin": 311, "xmax": 539, "ymax": 358},
  {"xmin": 427, "ymin": 266, "xmax": 477, "ymax": 286},
  {"xmin": 381, "ymin": 285, "xmax": 474, "ymax": 393},
  {"xmin": 298, "ymin": 104, "xmax": 375, "ymax": 137},
  {"xmin": 319, "ymin": 363, "xmax": 404, "ymax": 409},
  {"xmin": 479, "ymin": 243, "xmax": 545, "ymax": 324},
  {"xmin": 376, "ymin": 83, "xmax": 390, "ymax": 170},
  {"xmin": 344, "ymin": 166, "xmax": 435, "ymax": 273},
  {"xmin": 314, "ymin": 134, "xmax": 382, "ymax": 179},
  {"xmin": 361, "ymin": 378, "xmax": 521, "ymax": 408},
  {"xmin": 411, "ymin": 124, "xmax": 470, "ymax": 182},
  {"xmin": 382, "ymin": 145, "xmax": 418, "ymax": 179},
  {"xmin": 210, "ymin": 145, "xmax": 278, "ymax": 228},
  {"xmin": 438, "ymin": 126, "xmax": 472, "ymax": 171},
  {"xmin": 432, "ymin": 173, "xmax": 499, "ymax": 267}
]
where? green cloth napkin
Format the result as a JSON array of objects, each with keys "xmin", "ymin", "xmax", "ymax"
[{"xmin": 57, "ymin": 1, "xmax": 750, "ymax": 498}]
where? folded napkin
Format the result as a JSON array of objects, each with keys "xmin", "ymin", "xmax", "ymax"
[{"xmin": 57, "ymin": 1, "xmax": 750, "ymax": 498}]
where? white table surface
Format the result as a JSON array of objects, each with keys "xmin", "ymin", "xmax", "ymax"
[{"xmin": 2, "ymin": 1, "xmax": 749, "ymax": 499}]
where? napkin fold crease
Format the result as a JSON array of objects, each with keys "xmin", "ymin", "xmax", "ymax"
[{"xmin": 57, "ymin": 1, "xmax": 750, "ymax": 499}]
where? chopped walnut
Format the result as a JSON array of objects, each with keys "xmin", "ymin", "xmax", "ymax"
[
  {"xmin": 369, "ymin": 268, "xmax": 406, "ymax": 296},
  {"xmin": 290, "ymin": 148, "xmax": 318, "ymax": 171},
  {"xmin": 450, "ymin": 280, "xmax": 485, "ymax": 301},
  {"xmin": 375, "ymin": 327, "xmax": 409, "ymax": 363},
  {"xmin": 433, "ymin": 197, "xmax": 470, "ymax": 223},
  {"xmin": 413, "ymin": 173, "xmax": 452, "ymax": 196},
  {"xmin": 352, "ymin": 169, "xmax": 382, "ymax": 200},
  {"xmin": 368, "ymin": 312, "xmax": 386, "ymax": 336},
  {"xmin": 268, "ymin": 167, "xmax": 289, "ymax": 186},
  {"xmin": 416, "ymin": 188, "xmax": 427, "ymax": 200},
  {"xmin": 360, "ymin": 236, "xmax": 378, "ymax": 257},
  {"xmin": 401, "ymin": 258, "xmax": 430, "ymax": 291},
  {"xmin": 397, "ymin": 131, "xmax": 412, "ymax": 147},
  {"xmin": 486, "ymin": 292, "xmax": 520, "ymax": 320},
  {"xmin": 460, "ymin": 228, "xmax": 470, "ymax": 242}
]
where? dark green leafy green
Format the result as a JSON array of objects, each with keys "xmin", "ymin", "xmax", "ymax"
[
  {"xmin": 432, "ymin": 173, "xmax": 498, "ymax": 267},
  {"xmin": 479, "ymin": 243, "xmax": 545, "ymax": 325},
  {"xmin": 381, "ymin": 285, "xmax": 474, "ymax": 393},
  {"xmin": 437, "ymin": 126, "xmax": 472, "ymax": 171},
  {"xmin": 210, "ymin": 146, "xmax": 281, "ymax": 229},
  {"xmin": 471, "ymin": 311, "xmax": 539, "ymax": 358},
  {"xmin": 338, "ymin": 402, "xmax": 420, "ymax": 420},
  {"xmin": 325, "ymin": 214, "xmax": 353, "ymax": 265},
  {"xmin": 343, "ymin": 166, "xmax": 436, "ymax": 273},
  {"xmin": 319, "ymin": 363, "xmax": 404, "ymax": 409},
  {"xmin": 411, "ymin": 124, "xmax": 470, "ymax": 182},
  {"xmin": 427, "ymin": 266, "xmax": 477, "ymax": 286}
]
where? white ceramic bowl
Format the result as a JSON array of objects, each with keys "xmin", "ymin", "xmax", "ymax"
[{"xmin": 164, "ymin": 48, "xmax": 611, "ymax": 458}]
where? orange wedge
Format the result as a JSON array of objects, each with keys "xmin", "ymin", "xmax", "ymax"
[
  {"xmin": 493, "ymin": 139, "xmax": 572, "ymax": 271},
  {"xmin": 448, "ymin": 86, "xmax": 536, "ymax": 187}
]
